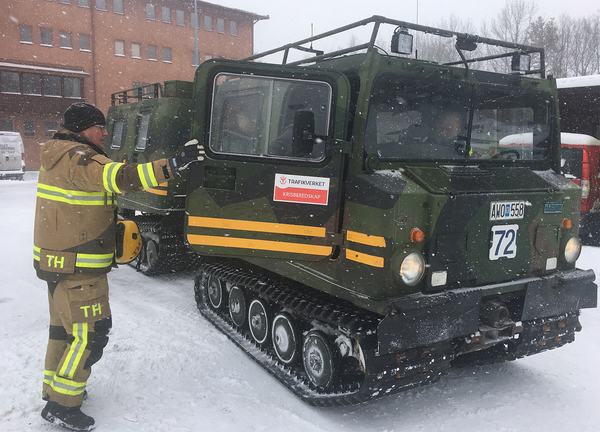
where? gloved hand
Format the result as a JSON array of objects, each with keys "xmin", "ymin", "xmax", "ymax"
[{"xmin": 170, "ymin": 139, "xmax": 205, "ymax": 172}]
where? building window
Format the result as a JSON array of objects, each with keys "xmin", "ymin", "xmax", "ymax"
[
  {"xmin": 113, "ymin": 0, "xmax": 123, "ymax": 14},
  {"xmin": 60, "ymin": 32, "xmax": 71, "ymax": 49},
  {"xmin": 146, "ymin": 3, "xmax": 155, "ymax": 20},
  {"xmin": 162, "ymin": 7, "xmax": 170, "ymax": 23},
  {"xmin": 45, "ymin": 121, "xmax": 59, "ymax": 137},
  {"xmin": 79, "ymin": 34, "xmax": 90, "ymax": 51},
  {"xmin": 96, "ymin": 0, "xmax": 106, "ymax": 10},
  {"xmin": 131, "ymin": 43, "xmax": 141, "ymax": 58},
  {"xmin": 148, "ymin": 45, "xmax": 156, "ymax": 61},
  {"xmin": 204, "ymin": 16, "xmax": 212, "ymax": 31},
  {"xmin": 20, "ymin": 26, "xmax": 32, "ymax": 43},
  {"xmin": 217, "ymin": 19, "xmax": 225, "ymax": 34},
  {"xmin": 78, "ymin": 0, "xmax": 88, "ymax": 7},
  {"xmin": 1, "ymin": 71, "xmax": 20, "ymax": 93},
  {"xmin": 41, "ymin": 29, "xmax": 52, "ymax": 46},
  {"xmin": 163, "ymin": 48, "xmax": 171, "ymax": 63},
  {"xmin": 24, "ymin": 120, "xmax": 36, "ymax": 136},
  {"xmin": 64, "ymin": 77, "xmax": 81, "ymax": 98},
  {"xmin": 115, "ymin": 40, "xmax": 124, "ymax": 56},
  {"xmin": 0, "ymin": 120, "xmax": 15, "ymax": 131},
  {"xmin": 43, "ymin": 76, "xmax": 61, "ymax": 96},
  {"xmin": 23, "ymin": 73, "xmax": 41, "ymax": 95},
  {"xmin": 230, "ymin": 21, "xmax": 237, "ymax": 36},
  {"xmin": 176, "ymin": 10, "xmax": 184, "ymax": 26},
  {"xmin": 59, "ymin": 0, "xmax": 70, "ymax": 4}
]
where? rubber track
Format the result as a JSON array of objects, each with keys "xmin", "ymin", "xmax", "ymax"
[
  {"xmin": 134, "ymin": 219, "xmax": 198, "ymax": 275},
  {"xmin": 194, "ymin": 259, "xmax": 453, "ymax": 406}
]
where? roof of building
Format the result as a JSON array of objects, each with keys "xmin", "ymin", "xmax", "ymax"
[{"xmin": 198, "ymin": 1, "xmax": 268, "ymax": 21}]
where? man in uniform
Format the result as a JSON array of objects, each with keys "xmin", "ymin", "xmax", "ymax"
[{"xmin": 34, "ymin": 102, "xmax": 203, "ymax": 431}]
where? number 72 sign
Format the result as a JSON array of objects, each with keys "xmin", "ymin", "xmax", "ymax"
[{"xmin": 489, "ymin": 224, "xmax": 519, "ymax": 260}]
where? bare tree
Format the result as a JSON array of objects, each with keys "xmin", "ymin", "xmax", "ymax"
[
  {"xmin": 490, "ymin": 0, "xmax": 538, "ymax": 43},
  {"xmin": 485, "ymin": 0, "xmax": 539, "ymax": 73},
  {"xmin": 416, "ymin": 15, "xmax": 476, "ymax": 64}
]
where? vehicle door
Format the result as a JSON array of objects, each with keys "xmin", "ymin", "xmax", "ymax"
[{"xmin": 185, "ymin": 59, "xmax": 351, "ymax": 262}]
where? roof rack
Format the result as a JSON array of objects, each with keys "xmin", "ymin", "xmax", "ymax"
[
  {"xmin": 111, "ymin": 83, "xmax": 163, "ymax": 106},
  {"xmin": 243, "ymin": 15, "xmax": 545, "ymax": 77}
]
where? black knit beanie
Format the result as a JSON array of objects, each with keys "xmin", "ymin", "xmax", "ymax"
[{"xmin": 63, "ymin": 102, "xmax": 106, "ymax": 133}]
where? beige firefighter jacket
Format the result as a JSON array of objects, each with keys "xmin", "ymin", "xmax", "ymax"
[{"xmin": 34, "ymin": 130, "xmax": 175, "ymax": 282}]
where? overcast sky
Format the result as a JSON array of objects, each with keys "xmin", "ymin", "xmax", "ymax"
[{"xmin": 216, "ymin": 0, "xmax": 599, "ymax": 55}]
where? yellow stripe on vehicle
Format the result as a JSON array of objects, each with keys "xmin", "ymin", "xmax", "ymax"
[
  {"xmin": 187, "ymin": 234, "xmax": 332, "ymax": 256},
  {"xmin": 345, "ymin": 248, "xmax": 385, "ymax": 268},
  {"xmin": 346, "ymin": 230, "xmax": 386, "ymax": 247},
  {"xmin": 145, "ymin": 187, "xmax": 168, "ymax": 196},
  {"xmin": 188, "ymin": 216, "xmax": 326, "ymax": 237}
]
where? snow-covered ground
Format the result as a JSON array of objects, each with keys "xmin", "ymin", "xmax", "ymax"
[{"xmin": 1, "ymin": 172, "xmax": 599, "ymax": 432}]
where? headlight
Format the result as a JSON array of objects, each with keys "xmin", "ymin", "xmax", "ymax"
[
  {"xmin": 564, "ymin": 236, "xmax": 582, "ymax": 263},
  {"xmin": 400, "ymin": 253, "xmax": 425, "ymax": 285}
]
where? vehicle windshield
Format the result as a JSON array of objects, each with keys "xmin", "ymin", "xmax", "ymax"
[{"xmin": 365, "ymin": 74, "xmax": 554, "ymax": 162}]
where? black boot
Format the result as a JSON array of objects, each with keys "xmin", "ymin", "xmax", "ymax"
[{"xmin": 41, "ymin": 401, "xmax": 95, "ymax": 431}]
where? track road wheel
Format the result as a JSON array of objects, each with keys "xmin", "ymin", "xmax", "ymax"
[
  {"xmin": 207, "ymin": 274, "xmax": 226, "ymax": 310},
  {"xmin": 303, "ymin": 331, "xmax": 337, "ymax": 389},
  {"xmin": 137, "ymin": 231, "xmax": 160, "ymax": 275},
  {"xmin": 272, "ymin": 313, "xmax": 299, "ymax": 365},
  {"xmin": 228, "ymin": 286, "xmax": 246, "ymax": 328},
  {"xmin": 248, "ymin": 299, "xmax": 270, "ymax": 345}
]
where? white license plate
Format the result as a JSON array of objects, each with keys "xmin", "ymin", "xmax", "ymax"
[
  {"xmin": 489, "ymin": 224, "xmax": 519, "ymax": 260},
  {"xmin": 489, "ymin": 201, "xmax": 525, "ymax": 221}
]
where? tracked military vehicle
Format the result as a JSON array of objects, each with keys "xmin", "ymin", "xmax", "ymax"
[
  {"xmin": 107, "ymin": 81, "xmax": 197, "ymax": 274},
  {"xmin": 108, "ymin": 16, "xmax": 597, "ymax": 405}
]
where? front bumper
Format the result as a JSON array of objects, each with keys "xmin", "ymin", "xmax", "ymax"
[{"xmin": 378, "ymin": 268, "xmax": 597, "ymax": 354}]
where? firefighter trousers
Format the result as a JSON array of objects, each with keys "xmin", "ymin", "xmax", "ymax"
[{"xmin": 43, "ymin": 274, "xmax": 112, "ymax": 407}]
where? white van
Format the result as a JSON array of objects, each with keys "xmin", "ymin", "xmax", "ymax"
[{"xmin": 0, "ymin": 131, "xmax": 25, "ymax": 180}]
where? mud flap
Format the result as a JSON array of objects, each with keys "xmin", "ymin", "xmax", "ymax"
[
  {"xmin": 521, "ymin": 269, "xmax": 597, "ymax": 321},
  {"xmin": 377, "ymin": 291, "xmax": 481, "ymax": 354}
]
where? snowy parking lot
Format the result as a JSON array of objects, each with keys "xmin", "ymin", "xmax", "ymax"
[{"xmin": 1, "ymin": 172, "xmax": 599, "ymax": 432}]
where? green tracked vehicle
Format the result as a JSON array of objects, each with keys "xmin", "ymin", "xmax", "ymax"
[
  {"xmin": 108, "ymin": 16, "xmax": 597, "ymax": 405},
  {"xmin": 107, "ymin": 81, "xmax": 198, "ymax": 274}
]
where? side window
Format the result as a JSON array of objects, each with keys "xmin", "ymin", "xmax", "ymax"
[
  {"xmin": 209, "ymin": 73, "xmax": 332, "ymax": 160},
  {"xmin": 110, "ymin": 116, "xmax": 127, "ymax": 150},
  {"xmin": 135, "ymin": 111, "xmax": 151, "ymax": 151}
]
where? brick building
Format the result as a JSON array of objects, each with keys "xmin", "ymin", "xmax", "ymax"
[{"xmin": 0, "ymin": 0, "xmax": 267, "ymax": 169}]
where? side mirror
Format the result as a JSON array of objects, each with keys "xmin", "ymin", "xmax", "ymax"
[{"xmin": 292, "ymin": 110, "xmax": 315, "ymax": 157}]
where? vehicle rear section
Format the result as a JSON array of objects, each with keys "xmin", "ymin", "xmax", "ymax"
[
  {"xmin": 0, "ymin": 131, "xmax": 25, "ymax": 180},
  {"xmin": 561, "ymin": 133, "xmax": 600, "ymax": 244}
]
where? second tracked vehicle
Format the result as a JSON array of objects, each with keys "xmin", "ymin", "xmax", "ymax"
[{"xmin": 107, "ymin": 16, "xmax": 597, "ymax": 405}]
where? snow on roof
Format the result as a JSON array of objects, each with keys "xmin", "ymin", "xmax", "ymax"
[
  {"xmin": 557, "ymin": 75, "xmax": 600, "ymax": 89},
  {"xmin": 561, "ymin": 132, "xmax": 600, "ymax": 146},
  {"xmin": 498, "ymin": 132, "xmax": 600, "ymax": 146},
  {"xmin": 0, "ymin": 62, "xmax": 89, "ymax": 76}
]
